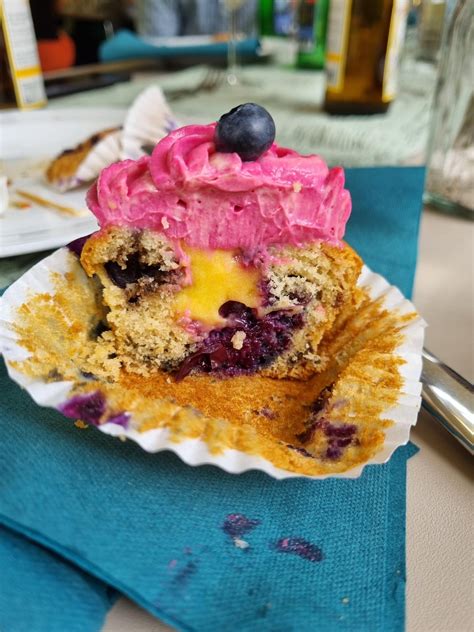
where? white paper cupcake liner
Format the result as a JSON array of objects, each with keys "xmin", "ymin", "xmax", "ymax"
[
  {"xmin": 0, "ymin": 248, "xmax": 425, "ymax": 479},
  {"xmin": 120, "ymin": 86, "xmax": 179, "ymax": 160},
  {"xmin": 75, "ymin": 129, "xmax": 122, "ymax": 184}
]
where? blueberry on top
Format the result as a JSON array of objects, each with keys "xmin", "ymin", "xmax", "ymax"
[{"xmin": 214, "ymin": 103, "xmax": 276, "ymax": 161}]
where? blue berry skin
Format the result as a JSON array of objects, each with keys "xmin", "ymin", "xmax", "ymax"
[{"xmin": 215, "ymin": 103, "xmax": 276, "ymax": 161}]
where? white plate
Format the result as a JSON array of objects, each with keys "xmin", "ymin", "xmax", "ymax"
[{"xmin": 0, "ymin": 108, "xmax": 126, "ymax": 257}]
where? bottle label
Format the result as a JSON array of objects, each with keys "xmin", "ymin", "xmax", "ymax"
[
  {"xmin": 326, "ymin": 0, "xmax": 352, "ymax": 93},
  {"xmin": 1, "ymin": 0, "xmax": 47, "ymax": 109},
  {"xmin": 383, "ymin": 0, "xmax": 409, "ymax": 102},
  {"xmin": 325, "ymin": 0, "xmax": 352, "ymax": 93},
  {"xmin": 273, "ymin": 0, "xmax": 295, "ymax": 36}
]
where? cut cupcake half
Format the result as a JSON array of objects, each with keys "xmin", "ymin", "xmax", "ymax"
[{"xmin": 80, "ymin": 225, "xmax": 362, "ymax": 380}]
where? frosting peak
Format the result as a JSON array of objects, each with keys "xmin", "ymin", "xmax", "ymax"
[{"xmin": 87, "ymin": 123, "xmax": 351, "ymax": 251}]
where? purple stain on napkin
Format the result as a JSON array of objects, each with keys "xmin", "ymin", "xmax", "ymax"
[
  {"xmin": 59, "ymin": 392, "xmax": 105, "ymax": 425},
  {"xmin": 172, "ymin": 560, "xmax": 198, "ymax": 588},
  {"xmin": 274, "ymin": 537, "xmax": 323, "ymax": 563},
  {"xmin": 222, "ymin": 514, "xmax": 261, "ymax": 540}
]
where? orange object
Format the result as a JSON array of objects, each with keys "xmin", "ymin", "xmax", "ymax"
[{"xmin": 37, "ymin": 30, "xmax": 75, "ymax": 72}]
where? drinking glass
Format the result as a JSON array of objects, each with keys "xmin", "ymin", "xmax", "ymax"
[
  {"xmin": 225, "ymin": 0, "xmax": 257, "ymax": 86},
  {"xmin": 424, "ymin": 0, "xmax": 474, "ymax": 217}
]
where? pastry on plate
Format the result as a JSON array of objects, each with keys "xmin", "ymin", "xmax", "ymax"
[
  {"xmin": 45, "ymin": 127, "xmax": 121, "ymax": 193},
  {"xmin": 81, "ymin": 103, "xmax": 361, "ymax": 380}
]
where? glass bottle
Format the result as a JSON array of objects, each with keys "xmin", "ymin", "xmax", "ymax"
[
  {"xmin": 323, "ymin": 0, "xmax": 409, "ymax": 115},
  {"xmin": 424, "ymin": 0, "xmax": 474, "ymax": 217},
  {"xmin": 296, "ymin": 0, "xmax": 330, "ymax": 70},
  {"xmin": 416, "ymin": 0, "xmax": 446, "ymax": 62}
]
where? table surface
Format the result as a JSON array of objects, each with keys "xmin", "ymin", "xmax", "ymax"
[{"xmin": 100, "ymin": 212, "xmax": 474, "ymax": 632}]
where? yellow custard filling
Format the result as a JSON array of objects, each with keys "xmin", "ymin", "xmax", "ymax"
[{"xmin": 173, "ymin": 248, "xmax": 261, "ymax": 326}]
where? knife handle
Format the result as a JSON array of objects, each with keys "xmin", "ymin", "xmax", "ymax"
[{"xmin": 421, "ymin": 349, "xmax": 474, "ymax": 454}]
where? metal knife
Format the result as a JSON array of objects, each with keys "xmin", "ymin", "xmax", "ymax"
[{"xmin": 421, "ymin": 349, "xmax": 474, "ymax": 454}]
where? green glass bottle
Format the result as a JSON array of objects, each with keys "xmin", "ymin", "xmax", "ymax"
[
  {"xmin": 296, "ymin": 0, "xmax": 330, "ymax": 69},
  {"xmin": 259, "ymin": 0, "xmax": 275, "ymax": 35}
]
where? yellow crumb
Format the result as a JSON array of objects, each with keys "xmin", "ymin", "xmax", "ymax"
[{"xmin": 74, "ymin": 420, "xmax": 89, "ymax": 429}]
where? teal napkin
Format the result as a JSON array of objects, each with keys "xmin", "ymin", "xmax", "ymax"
[
  {"xmin": 0, "ymin": 525, "xmax": 117, "ymax": 631},
  {"xmin": 100, "ymin": 29, "xmax": 260, "ymax": 63},
  {"xmin": 0, "ymin": 167, "xmax": 424, "ymax": 631}
]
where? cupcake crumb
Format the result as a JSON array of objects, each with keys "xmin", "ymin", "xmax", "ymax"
[{"xmin": 231, "ymin": 331, "xmax": 246, "ymax": 350}]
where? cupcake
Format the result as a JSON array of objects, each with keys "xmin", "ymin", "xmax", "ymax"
[
  {"xmin": 80, "ymin": 104, "xmax": 362, "ymax": 381},
  {"xmin": 3, "ymin": 103, "xmax": 424, "ymax": 476}
]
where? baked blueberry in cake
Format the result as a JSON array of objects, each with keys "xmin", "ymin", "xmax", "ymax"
[{"xmin": 80, "ymin": 104, "xmax": 362, "ymax": 381}]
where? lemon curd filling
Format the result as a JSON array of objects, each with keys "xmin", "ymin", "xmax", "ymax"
[{"xmin": 173, "ymin": 248, "xmax": 261, "ymax": 326}]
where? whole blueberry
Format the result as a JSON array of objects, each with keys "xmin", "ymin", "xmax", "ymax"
[{"xmin": 215, "ymin": 103, "xmax": 276, "ymax": 161}]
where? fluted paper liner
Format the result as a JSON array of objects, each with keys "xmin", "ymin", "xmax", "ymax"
[
  {"xmin": 75, "ymin": 129, "xmax": 122, "ymax": 184},
  {"xmin": 0, "ymin": 248, "xmax": 425, "ymax": 479},
  {"xmin": 45, "ymin": 87, "xmax": 177, "ymax": 191},
  {"xmin": 120, "ymin": 86, "xmax": 179, "ymax": 160}
]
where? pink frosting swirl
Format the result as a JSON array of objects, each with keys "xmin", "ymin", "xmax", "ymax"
[{"xmin": 87, "ymin": 123, "xmax": 351, "ymax": 251}]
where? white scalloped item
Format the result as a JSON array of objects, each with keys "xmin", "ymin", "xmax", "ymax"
[
  {"xmin": 120, "ymin": 86, "xmax": 178, "ymax": 160},
  {"xmin": 45, "ymin": 129, "xmax": 122, "ymax": 193},
  {"xmin": 0, "ymin": 248, "xmax": 425, "ymax": 479},
  {"xmin": 75, "ymin": 129, "xmax": 122, "ymax": 184}
]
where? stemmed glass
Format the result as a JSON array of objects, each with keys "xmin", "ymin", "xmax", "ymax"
[{"xmin": 225, "ymin": 0, "xmax": 250, "ymax": 86}]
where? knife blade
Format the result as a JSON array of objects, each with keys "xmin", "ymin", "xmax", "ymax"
[{"xmin": 421, "ymin": 349, "xmax": 474, "ymax": 454}]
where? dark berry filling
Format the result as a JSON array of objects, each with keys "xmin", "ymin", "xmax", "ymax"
[
  {"xmin": 104, "ymin": 253, "xmax": 167, "ymax": 289},
  {"xmin": 59, "ymin": 391, "xmax": 105, "ymax": 425},
  {"xmin": 67, "ymin": 234, "xmax": 91, "ymax": 257},
  {"xmin": 175, "ymin": 301, "xmax": 304, "ymax": 380},
  {"xmin": 295, "ymin": 385, "xmax": 358, "ymax": 460},
  {"xmin": 90, "ymin": 320, "xmax": 110, "ymax": 340}
]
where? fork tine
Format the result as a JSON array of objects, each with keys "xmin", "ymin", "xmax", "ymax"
[
  {"xmin": 202, "ymin": 68, "xmax": 216, "ymax": 90},
  {"xmin": 203, "ymin": 68, "xmax": 220, "ymax": 91}
]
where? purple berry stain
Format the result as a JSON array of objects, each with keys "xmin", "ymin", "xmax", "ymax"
[
  {"xmin": 67, "ymin": 234, "xmax": 91, "ymax": 257},
  {"xmin": 222, "ymin": 513, "xmax": 261, "ymax": 549},
  {"xmin": 106, "ymin": 412, "xmax": 130, "ymax": 428},
  {"xmin": 274, "ymin": 537, "xmax": 323, "ymax": 563},
  {"xmin": 171, "ymin": 560, "xmax": 198, "ymax": 588},
  {"xmin": 59, "ymin": 391, "xmax": 105, "ymax": 425},
  {"xmin": 296, "ymin": 387, "xmax": 358, "ymax": 461}
]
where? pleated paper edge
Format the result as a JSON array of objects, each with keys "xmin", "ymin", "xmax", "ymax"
[
  {"xmin": 75, "ymin": 130, "xmax": 123, "ymax": 184},
  {"xmin": 0, "ymin": 248, "xmax": 426, "ymax": 480},
  {"xmin": 120, "ymin": 86, "xmax": 179, "ymax": 161}
]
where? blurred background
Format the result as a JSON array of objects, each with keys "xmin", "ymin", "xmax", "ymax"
[{"xmin": 2, "ymin": 1, "xmax": 472, "ymax": 173}]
